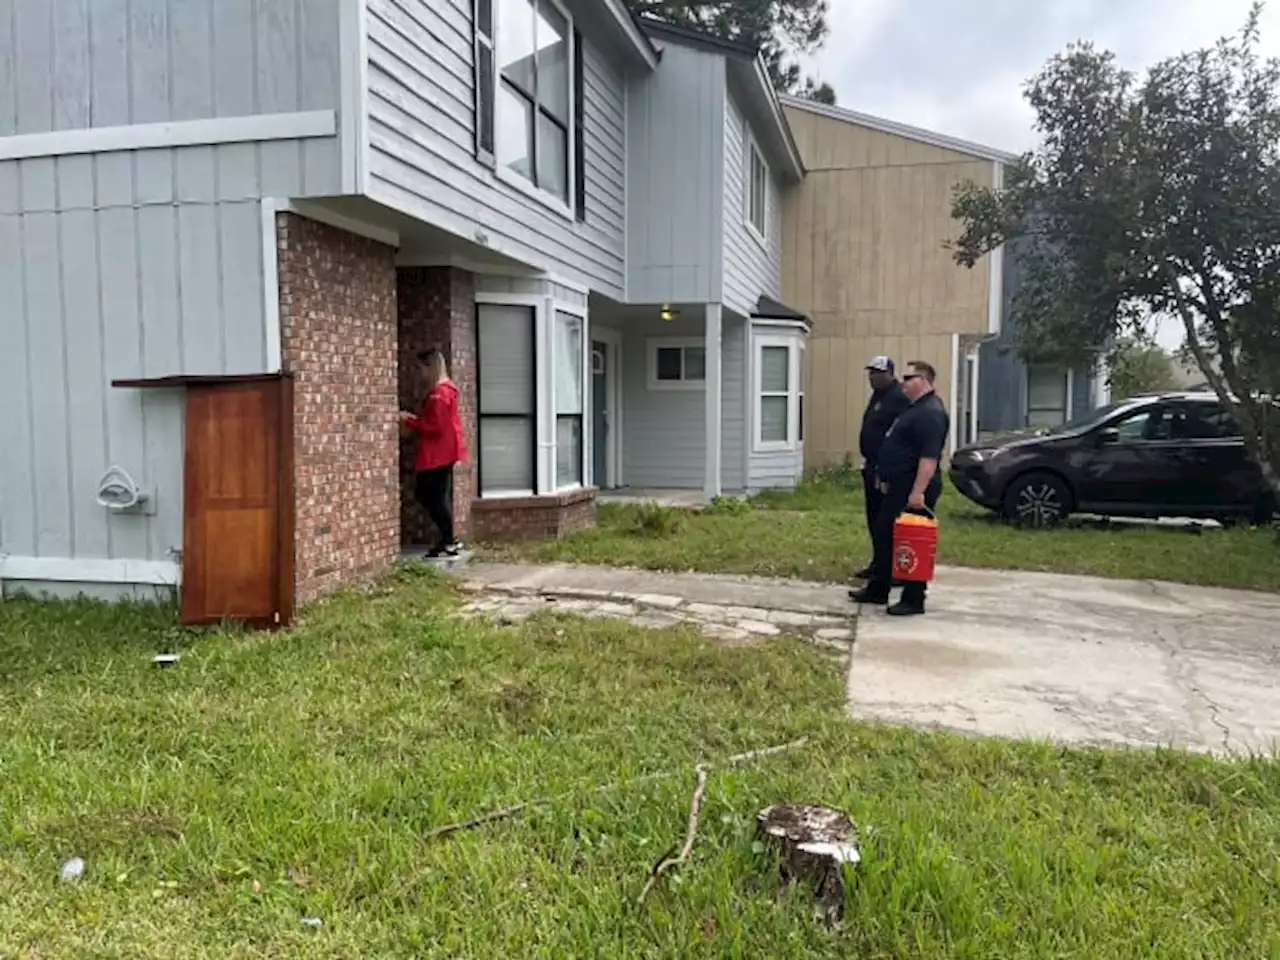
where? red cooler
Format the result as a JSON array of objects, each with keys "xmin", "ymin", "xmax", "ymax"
[{"xmin": 892, "ymin": 511, "xmax": 938, "ymax": 583}]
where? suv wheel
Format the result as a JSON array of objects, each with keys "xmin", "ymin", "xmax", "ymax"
[{"xmin": 1003, "ymin": 472, "xmax": 1071, "ymax": 528}]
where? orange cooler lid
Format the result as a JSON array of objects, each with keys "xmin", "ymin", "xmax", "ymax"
[{"xmin": 895, "ymin": 513, "xmax": 937, "ymax": 528}]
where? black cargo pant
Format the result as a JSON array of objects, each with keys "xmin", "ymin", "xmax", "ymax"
[
  {"xmin": 861, "ymin": 464, "xmax": 883, "ymax": 544},
  {"xmin": 415, "ymin": 466, "xmax": 455, "ymax": 546},
  {"xmin": 867, "ymin": 475, "xmax": 941, "ymax": 606}
]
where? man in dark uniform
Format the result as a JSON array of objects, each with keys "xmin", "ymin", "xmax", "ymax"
[
  {"xmin": 855, "ymin": 356, "xmax": 910, "ymax": 579},
  {"xmin": 851, "ymin": 360, "xmax": 950, "ymax": 616}
]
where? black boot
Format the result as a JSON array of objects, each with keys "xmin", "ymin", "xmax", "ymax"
[
  {"xmin": 849, "ymin": 584, "xmax": 890, "ymax": 605},
  {"xmin": 886, "ymin": 600, "xmax": 925, "ymax": 616}
]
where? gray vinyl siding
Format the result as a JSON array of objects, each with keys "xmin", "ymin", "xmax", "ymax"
[
  {"xmin": 625, "ymin": 41, "xmax": 725, "ymax": 305},
  {"xmin": 618, "ymin": 313, "xmax": 705, "ymax": 488},
  {"xmin": 0, "ymin": 195, "xmax": 270, "ymax": 568},
  {"xmin": 720, "ymin": 315, "xmax": 747, "ymax": 491},
  {"xmin": 0, "ymin": 0, "xmax": 343, "ymax": 198},
  {"xmin": 748, "ymin": 449, "xmax": 803, "ymax": 491},
  {"xmin": 364, "ymin": 0, "xmax": 628, "ymax": 298},
  {"xmin": 722, "ymin": 89, "xmax": 782, "ymax": 317},
  {"xmin": 603, "ymin": 310, "xmax": 744, "ymax": 491},
  {"xmin": 2, "ymin": 581, "xmax": 175, "ymax": 603}
]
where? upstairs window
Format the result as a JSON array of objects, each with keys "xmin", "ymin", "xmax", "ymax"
[
  {"xmin": 473, "ymin": 0, "xmax": 496, "ymax": 161},
  {"xmin": 746, "ymin": 139, "xmax": 768, "ymax": 241},
  {"xmin": 492, "ymin": 0, "xmax": 574, "ymax": 206}
]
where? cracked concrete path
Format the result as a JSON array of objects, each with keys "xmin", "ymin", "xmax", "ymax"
[
  {"xmin": 458, "ymin": 562, "xmax": 854, "ymax": 646},
  {"xmin": 849, "ymin": 567, "xmax": 1280, "ymax": 757}
]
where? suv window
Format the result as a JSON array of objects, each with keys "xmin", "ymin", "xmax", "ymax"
[
  {"xmin": 1179, "ymin": 402, "xmax": 1241, "ymax": 440},
  {"xmin": 1111, "ymin": 405, "xmax": 1177, "ymax": 442}
]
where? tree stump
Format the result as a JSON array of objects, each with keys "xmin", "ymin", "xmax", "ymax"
[{"xmin": 756, "ymin": 804, "xmax": 860, "ymax": 925}]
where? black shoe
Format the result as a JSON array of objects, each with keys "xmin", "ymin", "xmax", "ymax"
[
  {"xmin": 886, "ymin": 601, "xmax": 925, "ymax": 617},
  {"xmin": 849, "ymin": 586, "xmax": 889, "ymax": 605},
  {"xmin": 444, "ymin": 541, "xmax": 463, "ymax": 557}
]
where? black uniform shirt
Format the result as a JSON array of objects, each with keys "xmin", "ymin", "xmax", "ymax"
[
  {"xmin": 859, "ymin": 381, "xmax": 911, "ymax": 465},
  {"xmin": 876, "ymin": 392, "xmax": 950, "ymax": 486}
]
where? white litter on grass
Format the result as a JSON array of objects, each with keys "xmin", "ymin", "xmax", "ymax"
[
  {"xmin": 59, "ymin": 858, "xmax": 85, "ymax": 882},
  {"xmin": 301, "ymin": 918, "xmax": 323, "ymax": 929},
  {"xmin": 796, "ymin": 841, "xmax": 862, "ymax": 865},
  {"xmin": 152, "ymin": 654, "xmax": 180, "ymax": 667}
]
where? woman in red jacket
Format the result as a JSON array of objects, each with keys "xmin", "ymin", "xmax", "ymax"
[{"xmin": 400, "ymin": 348, "xmax": 469, "ymax": 557}]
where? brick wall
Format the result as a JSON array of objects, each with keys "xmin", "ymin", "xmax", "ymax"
[
  {"xmin": 397, "ymin": 267, "xmax": 478, "ymax": 545},
  {"xmin": 277, "ymin": 213, "xmax": 400, "ymax": 603},
  {"xmin": 472, "ymin": 487, "xmax": 596, "ymax": 541}
]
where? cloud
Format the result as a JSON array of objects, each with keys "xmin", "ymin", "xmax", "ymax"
[{"xmin": 804, "ymin": 0, "xmax": 1280, "ymax": 152}]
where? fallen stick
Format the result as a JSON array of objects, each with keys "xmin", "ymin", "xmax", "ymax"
[
  {"xmin": 422, "ymin": 737, "xmax": 809, "ymax": 842},
  {"xmin": 636, "ymin": 765, "xmax": 709, "ymax": 905}
]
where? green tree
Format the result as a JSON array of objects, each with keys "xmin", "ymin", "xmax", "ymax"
[
  {"xmin": 949, "ymin": 4, "xmax": 1280, "ymax": 503},
  {"xmin": 1108, "ymin": 338, "xmax": 1178, "ymax": 399},
  {"xmin": 630, "ymin": 0, "xmax": 835, "ymax": 100}
]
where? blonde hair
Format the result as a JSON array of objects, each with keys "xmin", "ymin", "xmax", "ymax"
[{"xmin": 418, "ymin": 348, "xmax": 450, "ymax": 386}]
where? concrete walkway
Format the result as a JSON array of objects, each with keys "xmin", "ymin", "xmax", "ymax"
[
  {"xmin": 851, "ymin": 567, "xmax": 1280, "ymax": 757},
  {"xmin": 460, "ymin": 562, "xmax": 1280, "ymax": 757}
]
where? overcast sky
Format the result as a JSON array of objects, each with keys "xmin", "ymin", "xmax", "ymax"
[{"xmin": 805, "ymin": 1, "xmax": 1279, "ymax": 352}]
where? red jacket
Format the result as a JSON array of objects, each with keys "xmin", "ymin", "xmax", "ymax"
[{"xmin": 406, "ymin": 380, "xmax": 468, "ymax": 471}]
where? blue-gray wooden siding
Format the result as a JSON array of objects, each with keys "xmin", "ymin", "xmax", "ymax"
[
  {"xmin": 979, "ymin": 239, "xmax": 1097, "ymax": 433},
  {"xmin": 625, "ymin": 40, "xmax": 724, "ymax": 305},
  {"xmin": 0, "ymin": 0, "xmax": 342, "ymax": 572},
  {"xmin": 747, "ymin": 322, "xmax": 804, "ymax": 490},
  {"xmin": 0, "ymin": 0, "xmax": 343, "ymax": 199},
  {"xmin": 722, "ymin": 88, "xmax": 783, "ymax": 317},
  {"xmin": 365, "ymin": 0, "xmax": 628, "ymax": 299}
]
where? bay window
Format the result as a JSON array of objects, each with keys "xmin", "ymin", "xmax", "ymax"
[
  {"xmin": 754, "ymin": 334, "xmax": 804, "ymax": 451},
  {"xmin": 475, "ymin": 295, "xmax": 588, "ymax": 497},
  {"xmin": 554, "ymin": 310, "xmax": 585, "ymax": 488}
]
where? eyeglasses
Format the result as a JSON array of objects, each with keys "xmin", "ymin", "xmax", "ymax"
[{"xmin": 902, "ymin": 373, "xmax": 922, "ymax": 382}]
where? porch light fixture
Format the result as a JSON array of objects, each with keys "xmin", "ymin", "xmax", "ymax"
[{"xmin": 660, "ymin": 304, "xmax": 680, "ymax": 322}]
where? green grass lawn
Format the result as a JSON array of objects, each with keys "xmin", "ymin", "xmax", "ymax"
[
  {"xmin": 2, "ymin": 570, "xmax": 1278, "ymax": 958},
  {"xmin": 482, "ymin": 474, "xmax": 1280, "ymax": 592}
]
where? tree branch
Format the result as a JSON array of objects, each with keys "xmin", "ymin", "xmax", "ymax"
[
  {"xmin": 636, "ymin": 764, "xmax": 710, "ymax": 905},
  {"xmin": 422, "ymin": 738, "xmax": 811, "ymax": 842}
]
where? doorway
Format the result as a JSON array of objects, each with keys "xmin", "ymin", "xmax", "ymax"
[{"xmin": 591, "ymin": 328, "xmax": 621, "ymax": 488}]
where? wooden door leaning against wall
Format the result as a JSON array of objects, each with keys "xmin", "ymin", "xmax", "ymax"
[{"xmin": 182, "ymin": 375, "xmax": 295, "ymax": 628}]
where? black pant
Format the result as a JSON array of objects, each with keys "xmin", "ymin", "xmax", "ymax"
[
  {"xmin": 415, "ymin": 466, "xmax": 455, "ymax": 546},
  {"xmin": 868, "ymin": 477, "xmax": 941, "ymax": 606},
  {"xmin": 862, "ymin": 465, "xmax": 882, "ymax": 545}
]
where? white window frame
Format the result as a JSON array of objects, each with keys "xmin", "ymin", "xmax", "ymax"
[
  {"xmin": 1026, "ymin": 363, "xmax": 1069, "ymax": 428},
  {"xmin": 744, "ymin": 135, "xmax": 769, "ymax": 247},
  {"xmin": 753, "ymin": 334, "xmax": 802, "ymax": 452},
  {"xmin": 475, "ymin": 293, "xmax": 540, "ymax": 499},
  {"xmin": 646, "ymin": 337, "xmax": 707, "ymax": 392},
  {"xmin": 551, "ymin": 298, "xmax": 589, "ymax": 492},
  {"xmin": 474, "ymin": 289, "xmax": 589, "ymax": 499},
  {"xmin": 491, "ymin": 0, "xmax": 577, "ymax": 221}
]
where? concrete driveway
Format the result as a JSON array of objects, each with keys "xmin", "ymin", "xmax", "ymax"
[{"xmin": 849, "ymin": 567, "xmax": 1280, "ymax": 756}]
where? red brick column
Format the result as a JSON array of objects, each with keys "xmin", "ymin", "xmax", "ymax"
[
  {"xmin": 277, "ymin": 213, "xmax": 400, "ymax": 603},
  {"xmin": 396, "ymin": 267, "xmax": 478, "ymax": 545}
]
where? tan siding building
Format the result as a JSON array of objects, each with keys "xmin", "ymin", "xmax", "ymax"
[{"xmin": 780, "ymin": 97, "xmax": 1014, "ymax": 467}]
